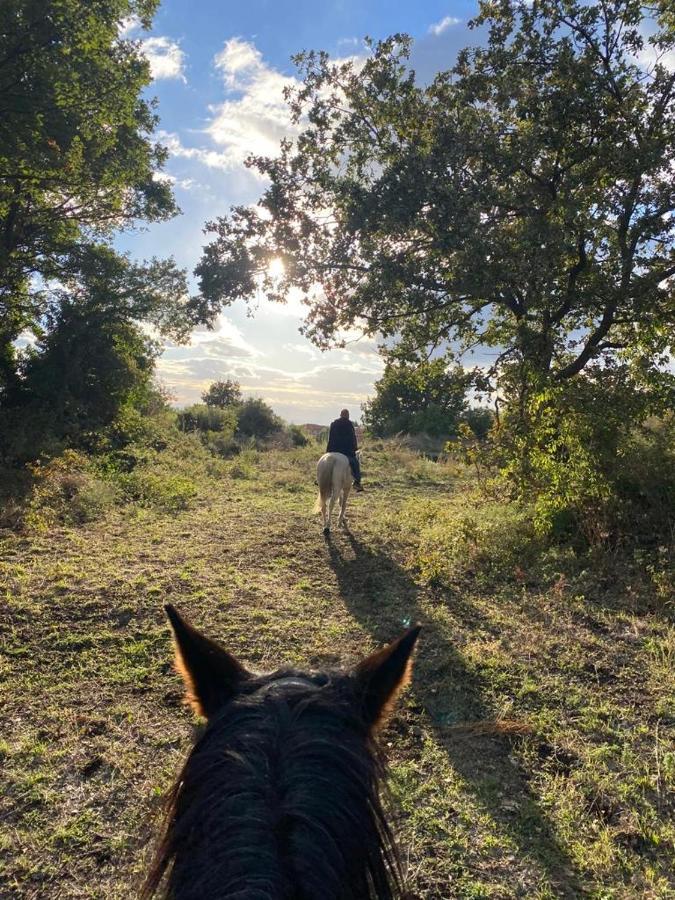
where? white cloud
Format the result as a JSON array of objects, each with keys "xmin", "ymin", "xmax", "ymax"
[
  {"xmin": 428, "ymin": 16, "xmax": 462, "ymax": 36},
  {"xmin": 157, "ymin": 40, "xmax": 368, "ymax": 177},
  {"xmin": 157, "ymin": 130, "xmax": 233, "ymax": 171},
  {"xmin": 205, "ymin": 38, "xmax": 299, "ymax": 171},
  {"xmin": 157, "ymin": 352, "xmax": 382, "ymax": 420},
  {"xmin": 283, "ymin": 343, "xmax": 318, "ymax": 359},
  {"xmin": 117, "ymin": 18, "xmax": 186, "ymax": 82},
  {"xmin": 189, "ymin": 315, "xmax": 263, "ymax": 358},
  {"xmin": 119, "ymin": 15, "xmax": 141, "ymax": 38},
  {"xmin": 143, "ymin": 36, "xmax": 187, "ymax": 82},
  {"xmin": 214, "ymin": 38, "xmax": 266, "ymax": 88},
  {"xmin": 636, "ymin": 44, "xmax": 675, "ymax": 73}
]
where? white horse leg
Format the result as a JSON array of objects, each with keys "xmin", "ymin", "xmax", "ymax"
[
  {"xmin": 339, "ymin": 477, "xmax": 351, "ymax": 526},
  {"xmin": 327, "ymin": 491, "xmax": 337, "ymax": 532}
]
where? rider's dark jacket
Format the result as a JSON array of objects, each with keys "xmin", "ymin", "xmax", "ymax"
[{"xmin": 326, "ymin": 418, "xmax": 358, "ymax": 455}]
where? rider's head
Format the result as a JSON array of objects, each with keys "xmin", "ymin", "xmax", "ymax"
[{"xmin": 340, "ymin": 409, "xmax": 350, "ymax": 419}]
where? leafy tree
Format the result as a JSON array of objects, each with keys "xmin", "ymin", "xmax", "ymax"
[
  {"xmin": 21, "ymin": 301, "xmax": 156, "ymax": 438},
  {"xmin": 287, "ymin": 424, "xmax": 309, "ymax": 447},
  {"xmin": 177, "ymin": 404, "xmax": 238, "ymax": 435},
  {"xmin": 4, "ymin": 244, "xmax": 192, "ymax": 449},
  {"xmin": 201, "ymin": 379, "xmax": 242, "ymax": 409},
  {"xmin": 362, "ymin": 359, "xmax": 469, "ymax": 437},
  {"xmin": 195, "ymin": 0, "xmax": 675, "ymax": 417},
  {"xmin": 236, "ymin": 398, "xmax": 282, "ymax": 439},
  {"xmin": 462, "ymin": 406, "xmax": 495, "ymax": 441},
  {"xmin": 0, "ymin": 0, "xmax": 177, "ymax": 396}
]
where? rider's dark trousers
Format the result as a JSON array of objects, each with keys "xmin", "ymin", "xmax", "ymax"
[{"xmin": 345, "ymin": 453, "xmax": 361, "ymax": 484}]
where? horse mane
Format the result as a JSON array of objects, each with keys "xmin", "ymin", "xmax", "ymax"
[{"xmin": 142, "ymin": 669, "xmax": 404, "ymax": 900}]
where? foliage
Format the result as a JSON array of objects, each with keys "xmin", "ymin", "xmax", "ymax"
[
  {"xmin": 399, "ymin": 496, "xmax": 545, "ymax": 590},
  {"xmin": 235, "ymin": 397, "xmax": 283, "ymax": 440},
  {"xmin": 177, "ymin": 404, "xmax": 238, "ymax": 436},
  {"xmin": 114, "ymin": 469, "xmax": 197, "ymax": 512},
  {"xmin": 24, "ymin": 450, "xmax": 118, "ymax": 530},
  {"xmin": 201, "ymin": 379, "xmax": 242, "ymax": 409},
  {"xmin": 177, "ymin": 403, "xmax": 239, "ymax": 457},
  {"xmin": 362, "ymin": 359, "xmax": 469, "ymax": 438},
  {"xmin": 98, "ymin": 383, "xmax": 177, "ymax": 454},
  {"xmin": 287, "ymin": 424, "xmax": 310, "ymax": 447},
  {"xmin": 195, "ymin": 0, "xmax": 675, "ymax": 428},
  {"xmin": 0, "ymin": 0, "xmax": 181, "ymax": 396},
  {"xmin": 461, "ymin": 407, "xmax": 495, "ymax": 441},
  {"xmin": 475, "ymin": 372, "xmax": 675, "ymax": 548},
  {"xmin": 0, "ymin": 245, "xmax": 192, "ymax": 461}
]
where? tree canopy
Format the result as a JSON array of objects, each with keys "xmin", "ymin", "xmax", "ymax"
[
  {"xmin": 201, "ymin": 379, "xmax": 243, "ymax": 409},
  {"xmin": 362, "ymin": 359, "xmax": 469, "ymax": 437},
  {"xmin": 196, "ymin": 0, "xmax": 675, "ymax": 410},
  {"xmin": 0, "ymin": 0, "xmax": 182, "ymax": 396},
  {"xmin": 236, "ymin": 398, "xmax": 283, "ymax": 439},
  {"xmin": 0, "ymin": 243, "xmax": 191, "ymax": 451}
]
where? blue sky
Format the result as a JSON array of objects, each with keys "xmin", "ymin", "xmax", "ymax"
[{"xmin": 118, "ymin": 1, "xmax": 485, "ymax": 424}]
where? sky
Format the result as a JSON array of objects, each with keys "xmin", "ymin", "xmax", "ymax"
[{"xmin": 116, "ymin": 0, "xmax": 488, "ymax": 424}]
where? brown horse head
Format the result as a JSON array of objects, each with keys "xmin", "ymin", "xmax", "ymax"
[{"xmin": 143, "ymin": 605, "xmax": 420, "ymax": 900}]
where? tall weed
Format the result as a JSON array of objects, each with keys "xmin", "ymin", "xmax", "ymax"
[{"xmin": 399, "ymin": 497, "xmax": 545, "ymax": 588}]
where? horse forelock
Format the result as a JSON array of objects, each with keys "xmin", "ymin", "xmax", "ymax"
[{"xmin": 143, "ymin": 672, "xmax": 402, "ymax": 900}]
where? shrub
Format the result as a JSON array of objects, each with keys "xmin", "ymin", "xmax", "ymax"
[
  {"xmin": 475, "ymin": 375, "xmax": 675, "ymax": 549},
  {"xmin": 462, "ymin": 407, "xmax": 495, "ymax": 441},
  {"xmin": 202, "ymin": 430, "xmax": 240, "ymax": 458},
  {"xmin": 115, "ymin": 470, "xmax": 197, "ymax": 512},
  {"xmin": 201, "ymin": 379, "xmax": 242, "ymax": 408},
  {"xmin": 287, "ymin": 424, "xmax": 310, "ymax": 447},
  {"xmin": 236, "ymin": 398, "xmax": 283, "ymax": 440},
  {"xmin": 24, "ymin": 451, "xmax": 117, "ymax": 530},
  {"xmin": 177, "ymin": 404, "xmax": 238, "ymax": 435},
  {"xmin": 399, "ymin": 497, "xmax": 544, "ymax": 589},
  {"xmin": 228, "ymin": 447, "xmax": 259, "ymax": 479},
  {"xmin": 176, "ymin": 404, "xmax": 239, "ymax": 457},
  {"xmin": 17, "ymin": 293, "xmax": 158, "ymax": 444},
  {"xmin": 362, "ymin": 359, "xmax": 469, "ymax": 438}
]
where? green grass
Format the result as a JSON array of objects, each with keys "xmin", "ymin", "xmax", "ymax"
[{"xmin": 0, "ymin": 445, "xmax": 673, "ymax": 898}]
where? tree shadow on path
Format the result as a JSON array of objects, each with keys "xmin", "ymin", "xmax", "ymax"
[{"xmin": 324, "ymin": 525, "xmax": 585, "ymax": 898}]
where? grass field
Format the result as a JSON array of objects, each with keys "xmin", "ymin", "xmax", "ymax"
[{"xmin": 1, "ymin": 446, "xmax": 673, "ymax": 898}]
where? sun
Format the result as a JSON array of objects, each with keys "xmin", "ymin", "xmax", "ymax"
[{"xmin": 267, "ymin": 257, "xmax": 285, "ymax": 279}]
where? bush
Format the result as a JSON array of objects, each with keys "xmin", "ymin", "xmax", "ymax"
[
  {"xmin": 363, "ymin": 359, "xmax": 469, "ymax": 438},
  {"xmin": 287, "ymin": 424, "xmax": 310, "ymax": 447},
  {"xmin": 115, "ymin": 470, "xmax": 197, "ymax": 512},
  {"xmin": 473, "ymin": 374, "xmax": 675, "ymax": 549},
  {"xmin": 24, "ymin": 451, "xmax": 117, "ymax": 530},
  {"xmin": 399, "ymin": 496, "xmax": 544, "ymax": 589},
  {"xmin": 202, "ymin": 430, "xmax": 240, "ymax": 458},
  {"xmin": 462, "ymin": 407, "xmax": 495, "ymax": 441},
  {"xmin": 228, "ymin": 446, "xmax": 259, "ymax": 479},
  {"xmin": 177, "ymin": 404, "xmax": 238, "ymax": 435},
  {"xmin": 236, "ymin": 398, "xmax": 283, "ymax": 440},
  {"xmin": 17, "ymin": 295, "xmax": 158, "ymax": 444},
  {"xmin": 611, "ymin": 417, "xmax": 675, "ymax": 545},
  {"xmin": 176, "ymin": 404, "xmax": 239, "ymax": 457},
  {"xmin": 201, "ymin": 379, "xmax": 242, "ymax": 408}
]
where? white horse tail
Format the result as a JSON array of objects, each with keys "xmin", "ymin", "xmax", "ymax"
[{"xmin": 314, "ymin": 454, "xmax": 336, "ymax": 513}]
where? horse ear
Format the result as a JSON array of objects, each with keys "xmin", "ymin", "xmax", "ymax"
[
  {"xmin": 354, "ymin": 626, "xmax": 421, "ymax": 729},
  {"xmin": 165, "ymin": 604, "xmax": 249, "ymax": 718}
]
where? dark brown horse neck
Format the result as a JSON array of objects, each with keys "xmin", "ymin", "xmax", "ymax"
[{"xmin": 143, "ymin": 669, "xmax": 403, "ymax": 900}]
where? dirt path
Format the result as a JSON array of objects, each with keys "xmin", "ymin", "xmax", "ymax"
[{"xmin": 1, "ymin": 452, "xmax": 673, "ymax": 898}]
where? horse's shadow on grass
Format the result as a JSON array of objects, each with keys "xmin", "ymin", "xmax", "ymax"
[{"xmin": 325, "ymin": 526, "xmax": 584, "ymax": 898}]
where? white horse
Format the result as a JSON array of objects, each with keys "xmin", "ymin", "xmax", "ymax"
[{"xmin": 315, "ymin": 452, "xmax": 355, "ymax": 535}]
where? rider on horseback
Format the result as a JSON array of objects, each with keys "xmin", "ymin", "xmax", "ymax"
[{"xmin": 326, "ymin": 409, "xmax": 363, "ymax": 491}]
